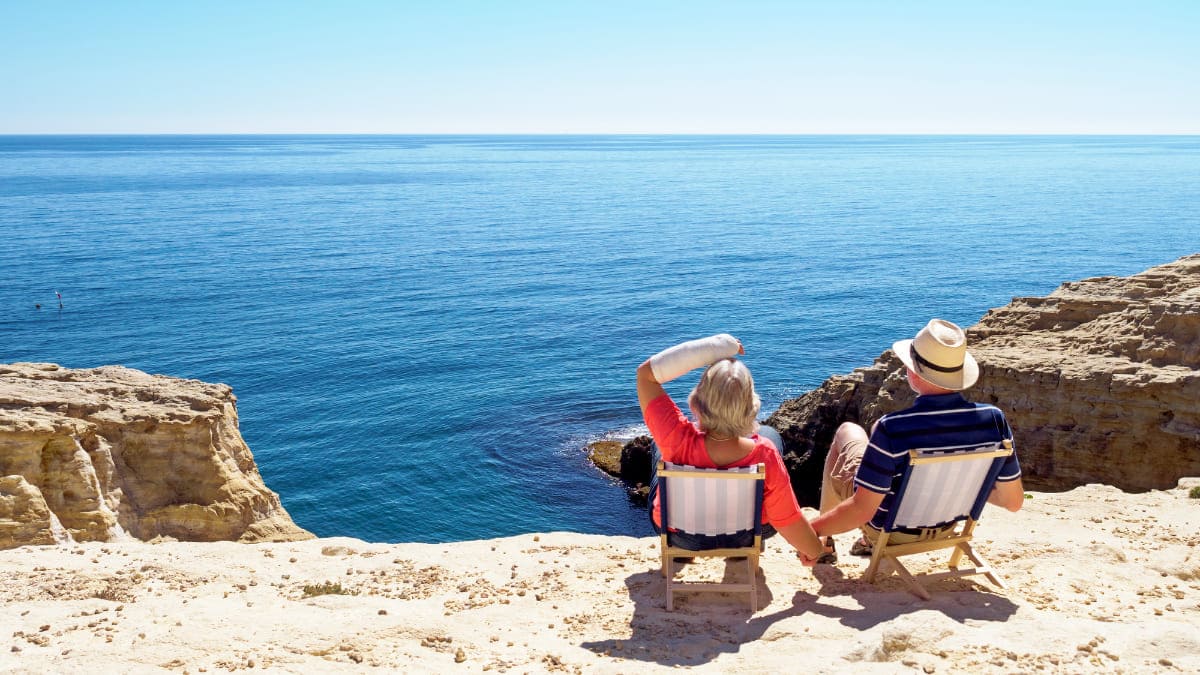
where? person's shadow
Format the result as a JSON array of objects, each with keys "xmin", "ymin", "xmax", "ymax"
[{"xmin": 580, "ymin": 558, "xmax": 1019, "ymax": 668}]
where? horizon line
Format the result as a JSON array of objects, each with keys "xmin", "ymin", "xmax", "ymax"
[{"xmin": 2, "ymin": 131, "xmax": 1199, "ymax": 137}]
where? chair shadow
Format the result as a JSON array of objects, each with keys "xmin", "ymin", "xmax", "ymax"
[
  {"xmin": 795, "ymin": 563, "xmax": 1020, "ymax": 630},
  {"xmin": 580, "ymin": 560, "xmax": 1019, "ymax": 667},
  {"xmin": 579, "ymin": 560, "xmax": 811, "ymax": 668}
]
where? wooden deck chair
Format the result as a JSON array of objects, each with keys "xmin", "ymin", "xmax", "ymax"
[
  {"xmin": 863, "ymin": 439, "xmax": 1014, "ymax": 600},
  {"xmin": 657, "ymin": 460, "xmax": 765, "ymax": 611}
]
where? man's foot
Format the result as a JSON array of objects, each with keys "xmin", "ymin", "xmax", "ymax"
[
  {"xmin": 849, "ymin": 538, "xmax": 873, "ymax": 556},
  {"xmin": 815, "ymin": 537, "xmax": 837, "ymax": 565}
]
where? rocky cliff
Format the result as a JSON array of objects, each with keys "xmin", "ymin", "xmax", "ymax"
[
  {"xmin": 766, "ymin": 254, "xmax": 1200, "ymax": 504},
  {"xmin": 0, "ymin": 363, "xmax": 312, "ymax": 549},
  {"xmin": 596, "ymin": 255, "xmax": 1200, "ymax": 506}
]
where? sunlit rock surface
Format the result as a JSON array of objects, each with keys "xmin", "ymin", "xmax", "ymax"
[{"xmin": 0, "ymin": 363, "xmax": 312, "ymax": 549}]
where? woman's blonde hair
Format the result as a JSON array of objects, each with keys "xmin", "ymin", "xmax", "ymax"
[{"xmin": 687, "ymin": 358, "xmax": 760, "ymax": 438}]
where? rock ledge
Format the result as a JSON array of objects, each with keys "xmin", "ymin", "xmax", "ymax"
[{"xmin": 0, "ymin": 363, "xmax": 312, "ymax": 549}]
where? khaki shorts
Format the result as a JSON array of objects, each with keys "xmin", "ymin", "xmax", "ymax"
[
  {"xmin": 820, "ymin": 435, "xmax": 866, "ymax": 513},
  {"xmin": 862, "ymin": 522, "xmax": 957, "ymax": 546}
]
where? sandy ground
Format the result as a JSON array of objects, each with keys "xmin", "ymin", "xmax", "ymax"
[{"xmin": 2, "ymin": 480, "xmax": 1199, "ymax": 674}]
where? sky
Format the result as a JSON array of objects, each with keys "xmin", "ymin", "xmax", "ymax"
[{"xmin": 1, "ymin": 1, "xmax": 1197, "ymax": 134}]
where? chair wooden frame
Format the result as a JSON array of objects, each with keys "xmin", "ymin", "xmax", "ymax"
[
  {"xmin": 862, "ymin": 440, "xmax": 1014, "ymax": 600},
  {"xmin": 657, "ymin": 460, "xmax": 765, "ymax": 611}
]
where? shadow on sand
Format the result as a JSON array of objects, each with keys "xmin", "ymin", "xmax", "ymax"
[{"xmin": 580, "ymin": 559, "xmax": 1018, "ymax": 668}]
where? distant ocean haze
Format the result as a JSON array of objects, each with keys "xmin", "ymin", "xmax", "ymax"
[{"xmin": 2, "ymin": 135, "xmax": 1197, "ymax": 542}]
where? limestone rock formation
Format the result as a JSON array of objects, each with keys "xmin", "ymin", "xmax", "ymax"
[
  {"xmin": 767, "ymin": 254, "xmax": 1200, "ymax": 504},
  {"xmin": 0, "ymin": 475, "xmax": 62, "ymax": 546},
  {"xmin": 0, "ymin": 363, "xmax": 313, "ymax": 549}
]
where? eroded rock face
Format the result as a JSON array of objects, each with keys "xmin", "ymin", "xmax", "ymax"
[
  {"xmin": 0, "ymin": 476, "xmax": 61, "ymax": 546},
  {"xmin": 0, "ymin": 364, "xmax": 313, "ymax": 549},
  {"xmin": 767, "ymin": 254, "xmax": 1200, "ymax": 503}
]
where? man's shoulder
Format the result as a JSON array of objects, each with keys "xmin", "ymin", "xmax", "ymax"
[
  {"xmin": 878, "ymin": 396, "xmax": 1007, "ymax": 429},
  {"xmin": 964, "ymin": 399, "xmax": 1008, "ymax": 420}
]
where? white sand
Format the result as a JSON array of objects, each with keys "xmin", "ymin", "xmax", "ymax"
[{"xmin": 3, "ymin": 480, "xmax": 1198, "ymax": 674}]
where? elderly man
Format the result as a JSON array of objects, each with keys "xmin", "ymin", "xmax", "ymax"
[{"xmin": 804, "ymin": 319, "xmax": 1024, "ymax": 565}]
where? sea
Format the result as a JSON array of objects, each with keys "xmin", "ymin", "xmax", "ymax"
[{"xmin": 2, "ymin": 135, "xmax": 1197, "ymax": 543}]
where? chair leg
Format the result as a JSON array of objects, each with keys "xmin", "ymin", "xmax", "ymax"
[
  {"xmin": 890, "ymin": 559, "xmax": 932, "ymax": 601},
  {"xmin": 661, "ymin": 533, "xmax": 673, "ymax": 610},
  {"xmin": 984, "ymin": 569, "xmax": 1007, "ymax": 590},
  {"xmin": 962, "ymin": 544, "xmax": 1007, "ymax": 589},
  {"xmin": 660, "ymin": 534, "xmax": 669, "ymax": 578},
  {"xmin": 747, "ymin": 553, "xmax": 759, "ymax": 611},
  {"xmin": 863, "ymin": 531, "xmax": 891, "ymax": 582},
  {"xmin": 948, "ymin": 544, "xmax": 966, "ymax": 569},
  {"xmin": 950, "ymin": 520, "xmax": 977, "ymax": 569}
]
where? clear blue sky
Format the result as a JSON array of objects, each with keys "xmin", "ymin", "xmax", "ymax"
[{"xmin": 2, "ymin": 1, "xmax": 1196, "ymax": 134}]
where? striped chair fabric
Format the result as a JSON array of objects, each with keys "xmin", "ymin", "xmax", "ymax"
[
  {"xmin": 658, "ymin": 460, "xmax": 765, "ymax": 612},
  {"xmin": 890, "ymin": 441, "xmax": 1008, "ymax": 531},
  {"xmin": 863, "ymin": 439, "xmax": 1014, "ymax": 600},
  {"xmin": 662, "ymin": 461, "xmax": 760, "ymax": 536}
]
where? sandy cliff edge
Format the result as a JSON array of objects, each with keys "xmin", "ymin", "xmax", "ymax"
[
  {"xmin": 5, "ymin": 256, "xmax": 1200, "ymax": 673},
  {"xmin": 2, "ymin": 480, "xmax": 1198, "ymax": 673}
]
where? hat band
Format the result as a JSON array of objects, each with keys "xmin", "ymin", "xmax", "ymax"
[{"xmin": 910, "ymin": 345, "xmax": 963, "ymax": 374}]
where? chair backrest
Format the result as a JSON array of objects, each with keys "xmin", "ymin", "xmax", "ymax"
[
  {"xmin": 660, "ymin": 462, "xmax": 765, "ymax": 537},
  {"xmin": 885, "ymin": 440, "xmax": 1013, "ymax": 532}
]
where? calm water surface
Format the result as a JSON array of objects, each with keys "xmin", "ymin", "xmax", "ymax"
[{"xmin": 2, "ymin": 135, "xmax": 1197, "ymax": 542}]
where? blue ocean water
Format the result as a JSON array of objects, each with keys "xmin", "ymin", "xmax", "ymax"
[{"xmin": 1, "ymin": 135, "xmax": 1197, "ymax": 543}]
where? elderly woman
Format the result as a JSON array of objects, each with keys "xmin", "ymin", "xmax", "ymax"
[{"xmin": 637, "ymin": 334, "xmax": 823, "ymax": 558}]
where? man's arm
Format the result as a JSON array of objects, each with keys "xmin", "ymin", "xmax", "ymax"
[
  {"xmin": 798, "ymin": 489, "xmax": 884, "ymax": 565},
  {"xmin": 809, "ymin": 487, "xmax": 885, "ymax": 539},
  {"xmin": 988, "ymin": 477, "xmax": 1024, "ymax": 512},
  {"xmin": 987, "ymin": 414, "xmax": 1023, "ymax": 512}
]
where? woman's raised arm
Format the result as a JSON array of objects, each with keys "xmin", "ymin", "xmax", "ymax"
[{"xmin": 636, "ymin": 334, "xmax": 744, "ymax": 413}]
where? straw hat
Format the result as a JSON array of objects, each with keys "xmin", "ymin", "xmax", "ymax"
[{"xmin": 892, "ymin": 319, "xmax": 979, "ymax": 391}]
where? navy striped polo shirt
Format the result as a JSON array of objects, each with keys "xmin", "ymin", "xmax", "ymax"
[{"xmin": 855, "ymin": 392, "xmax": 1022, "ymax": 531}]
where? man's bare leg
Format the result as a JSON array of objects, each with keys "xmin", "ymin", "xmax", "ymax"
[
  {"xmin": 817, "ymin": 422, "xmax": 870, "ymax": 560},
  {"xmin": 821, "ymin": 422, "xmax": 869, "ymax": 513}
]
